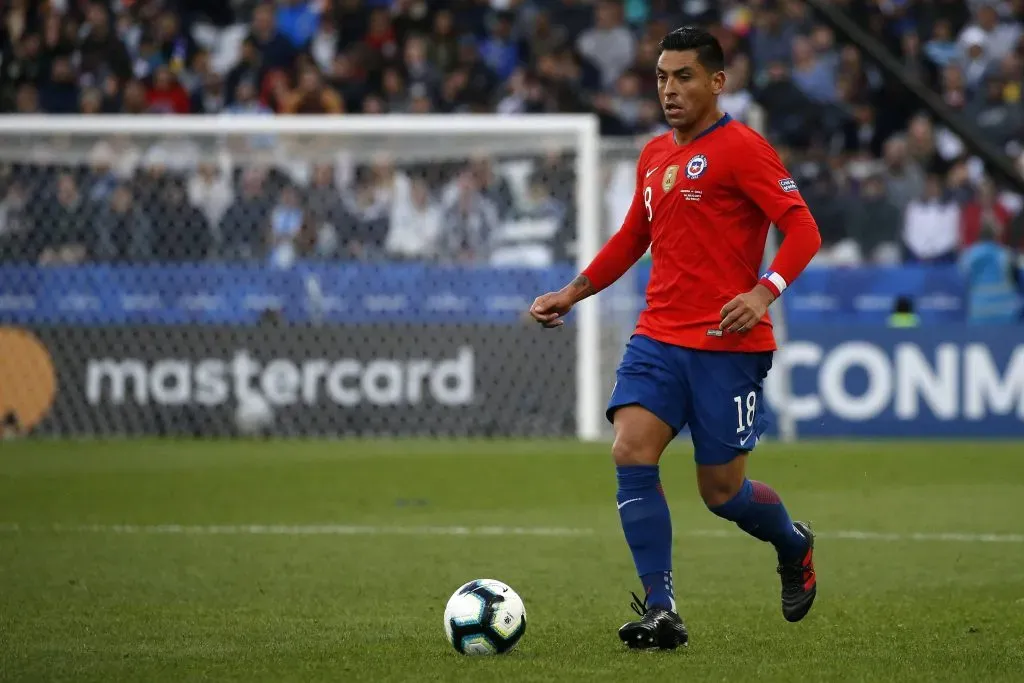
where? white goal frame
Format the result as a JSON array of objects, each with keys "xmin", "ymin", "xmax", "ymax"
[{"xmin": 0, "ymin": 114, "xmax": 605, "ymax": 441}]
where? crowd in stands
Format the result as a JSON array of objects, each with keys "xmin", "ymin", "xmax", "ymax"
[{"xmin": 1, "ymin": 0, "xmax": 1023, "ymax": 269}]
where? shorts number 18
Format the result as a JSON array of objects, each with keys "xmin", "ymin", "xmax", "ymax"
[{"xmin": 734, "ymin": 392, "xmax": 756, "ymax": 433}]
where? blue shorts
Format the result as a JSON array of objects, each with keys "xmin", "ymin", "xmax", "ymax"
[{"xmin": 607, "ymin": 335, "xmax": 773, "ymax": 465}]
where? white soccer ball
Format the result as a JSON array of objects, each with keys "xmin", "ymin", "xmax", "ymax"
[
  {"xmin": 443, "ymin": 579, "xmax": 526, "ymax": 655},
  {"xmin": 234, "ymin": 394, "xmax": 274, "ymax": 435}
]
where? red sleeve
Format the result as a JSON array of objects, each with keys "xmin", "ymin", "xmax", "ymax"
[
  {"xmin": 733, "ymin": 135, "xmax": 821, "ymax": 298},
  {"xmin": 759, "ymin": 205, "xmax": 822, "ymax": 298},
  {"xmin": 581, "ymin": 159, "xmax": 652, "ymax": 293}
]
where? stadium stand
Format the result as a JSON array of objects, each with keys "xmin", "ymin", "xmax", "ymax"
[{"xmin": 0, "ymin": 0, "xmax": 1022, "ymax": 271}]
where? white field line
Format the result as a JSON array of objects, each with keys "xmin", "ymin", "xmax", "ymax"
[
  {"xmin": 688, "ymin": 529, "xmax": 1024, "ymax": 543},
  {"xmin": 1, "ymin": 523, "xmax": 1023, "ymax": 543},
  {"xmin": 53, "ymin": 524, "xmax": 595, "ymax": 537}
]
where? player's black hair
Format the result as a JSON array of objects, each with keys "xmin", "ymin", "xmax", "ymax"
[{"xmin": 658, "ymin": 27, "xmax": 726, "ymax": 73}]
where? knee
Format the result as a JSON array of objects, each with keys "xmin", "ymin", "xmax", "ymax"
[
  {"xmin": 611, "ymin": 433, "xmax": 660, "ymax": 467},
  {"xmin": 698, "ymin": 475, "xmax": 745, "ymax": 510}
]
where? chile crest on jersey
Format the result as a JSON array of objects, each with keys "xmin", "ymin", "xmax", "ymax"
[{"xmin": 684, "ymin": 154, "xmax": 708, "ymax": 179}]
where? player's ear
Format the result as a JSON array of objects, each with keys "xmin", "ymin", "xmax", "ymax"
[{"xmin": 711, "ymin": 70, "xmax": 726, "ymax": 96}]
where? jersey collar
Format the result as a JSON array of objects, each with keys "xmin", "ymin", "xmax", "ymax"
[{"xmin": 675, "ymin": 112, "xmax": 732, "ymax": 145}]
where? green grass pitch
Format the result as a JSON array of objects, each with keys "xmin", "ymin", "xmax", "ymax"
[{"xmin": 2, "ymin": 439, "xmax": 1024, "ymax": 682}]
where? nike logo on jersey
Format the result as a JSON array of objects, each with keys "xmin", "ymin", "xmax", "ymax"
[
  {"xmin": 739, "ymin": 432, "xmax": 755, "ymax": 447},
  {"xmin": 617, "ymin": 497, "xmax": 644, "ymax": 510},
  {"xmin": 645, "ymin": 167, "xmax": 659, "ymax": 178}
]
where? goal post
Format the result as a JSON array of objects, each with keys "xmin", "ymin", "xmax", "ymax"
[{"xmin": 0, "ymin": 114, "xmax": 609, "ymax": 440}]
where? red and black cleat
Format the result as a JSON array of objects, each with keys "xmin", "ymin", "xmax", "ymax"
[{"xmin": 778, "ymin": 521, "xmax": 817, "ymax": 623}]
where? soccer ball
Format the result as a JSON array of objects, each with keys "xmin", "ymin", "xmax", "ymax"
[
  {"xmin": 234, "ymin": 394, "xmax": 274, "ymax": 435},
  {"xmin": 443, "ymin": 579, "xmax": 526, "ymax": 655}
]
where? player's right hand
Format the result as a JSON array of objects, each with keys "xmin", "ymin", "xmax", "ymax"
[{"xmin": 529, "ymin": 292, "xmax": 574, "ymax": 328}]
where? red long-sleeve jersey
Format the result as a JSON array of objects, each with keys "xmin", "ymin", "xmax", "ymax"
[{"xmin": 582, "ymin": 114, "xmax": 821, "ymax": 352}]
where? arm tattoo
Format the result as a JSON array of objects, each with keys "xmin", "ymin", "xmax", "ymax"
[{"xmin": 565, "ymin": 274, "xmax": 596, "ymax": 300}]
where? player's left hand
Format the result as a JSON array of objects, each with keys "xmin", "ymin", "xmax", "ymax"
[{"xmin": 720, "ymin": 285, "xmax": 775, "ymax": 334}]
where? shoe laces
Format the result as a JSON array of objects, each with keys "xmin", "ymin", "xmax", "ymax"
[
  {"xmin": 777, "ymin": 556, "xmax": 813, "ymax": 584},
  {"xmin": 629, "ymin": 591, "xmax": 648, "ymax": 618}
]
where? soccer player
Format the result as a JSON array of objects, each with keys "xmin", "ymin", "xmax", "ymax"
[{"xmin": 529, "ymin": 27, "xmax": 822, "ymax": 650}]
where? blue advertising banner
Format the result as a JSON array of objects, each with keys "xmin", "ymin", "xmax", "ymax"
[
  {"xmin": 765, "ymin": 326, "xmax": 1024, "ymax": 438},
  {"xmin": 0, "ymin": 263, "xmax": 1016, "ymax": 326},
  {"xmin": 628, "ymin": 264, "xmax": 972, "ymax": 325},
  {"xmin": 0, "ymin": 264, "xmax": 575, "ymax": 325}
]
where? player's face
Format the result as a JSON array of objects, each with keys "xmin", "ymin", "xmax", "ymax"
[{"xmin": 656, "ymin": 50, "xmax": 725, "ymax": 129}]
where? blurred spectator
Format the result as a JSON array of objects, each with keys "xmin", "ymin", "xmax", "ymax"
[
  {"xmin": 279, "ymin": 64, "xmax": 344, "ymax": 114},
  {"xmin": 959, "ymin": 221, "xmax": 1022, "ymax": 323},
  {"xmin": 961, "ymin": 178, "xmax": 1014, "ymax": 247},
  {"xmin": 966, "ymin": 76, "xmax": 1024, "ymax": 149},
  {"xmin": 387, "ymin": 173, "xmax": 443, "ymax": 260},
  {"xmin": 85, "ymin": 143, "xmax": 121, "ymax": 203},
  {"xmin": 491, "ymin": 170, "xmax": 567, "ymax": 267},
  {"xmin": 95, "ymin": 184, "xmax": 152, "ymax": 264},
  {"xmin": 365, "ymin": 7, "xmax": 399, "ymax": 63},
  {"xmin": 438, "ymin": 170, "xmax": 501, "ymax": 264},
  {"xmin": 146, "ymin": 66, "xmax": 190, "ymax": 113},
  {"xmin": 720, "ymin": 55, "xmax": 756, "ymax": 123},
  {"xmin": 121, "ymin": 78, "xmax": 150, "ymax": 114},
  {"xmin": 881, "ymin": 135, "xmax": 926, "ymax": 213},
  {"xmin": 958, "ymin": 2, "xmax": 1021, "ymax": 63},
  {"xmin": 268, "ymin": 184, "xmax": 309, "ymax": 268},
  {"xmin": 311, "ymin": 15, "xmax": 340, "ymax": 73},
  {"xmin": 848, "ymin": 171, "xmax": 904, "ymax": 264},
  {"xmin": 13, "ymin": 84, "xmax": 41, "ymax": 114},
  {"xmin": 900, "ymin": 29, "xmax": 938, "ymax": 90},
  {"xmin": 757, "ymin": 62, "xmax": 817, "ymax": 148},
  {"xmin": 188, "ymin": 160, "xmax": 235, "ymax": 229},
  {"xmin": 428, "ymin": 9, "xmax": 461, "ymax": 73},
  {"xmin": 220, "ymin": 169, "xmax": 272, "ymax": 261},
  {"xmin": 38, "ymin": 174, "xmax": 91, "ymax": 266},
  {"xmin": 608, "ymin": 71, "xmax": 643, "ymax": 132},
  {"xmin": 577, "ymin": 0, "xmax": 636, "ymax": 89},
  {"xmin": 791, "ymin": 35, "xmax": 837, "ymax": 103},
  {"xmin": 304, "ymin": 163, "xmax": 345, "ymax": 259},
  {"xmin": 80, "ymin": 87, "xmax": 105, "ymax": 115},
  {"xmin": 340, "ymin": 168, "xmax": 390, "ymax": 260},
  {"xmin": 1, "ymin": 33, "xmax": 46, "ymax": 111},
  {"xmin": 149, "ymin": 179, "xmax": 212, "ymax": 262},
  {"xmin": 940, "ymin": 63, "xmax": 968, "ymax": 110},
  {"xmin": 226, "ymin": 79, "xmax": 272, "ymax": 115},
  {"xmin": 0, "ymin": 180, "xmax": 32, "ymax": 263},
  {"xmin": 276, "ymin": 0, "xmax": 323, "ymax": 49},
  {"xmin": 249, "ymin": 2, "xmax": 298, "ymax": 71},
  {"xmin": 404, "ymin": 34, "xmax": 442, "ymax": 93},
  {"xmin": 903, "ymin": 174, "xmax": 961, "ymax": 262},
  {"xmin": 802, "ymin": 169, "xmax": 853, "ymax": 261},
  {"xmin": 481, "ymin": 11, "xmax": 521, "ymax": 81},
  {"xmin": 78, "ymin": 3, "xmax": 132, "ymax": 81},
  {"xmin": 470, "ymin": 159, "xmax": 515, "ymax": 221},
  {"xmin": 226, "ymin": 38, "xmax": 265, "ymax": 106},
  {"xmin": 905, "ymin": 115, "xmax": 944, "ymax": 173},
  {"xmin": 38, "ymin": 56, "xmax": 79, "ymax": 114},
  {"xmin": 750, "ymin": 4, "xmax": 798, "ymax": 80},
  {"xmin": 191, "ymin": 73, "xmax": 228, "ymax": 114},
  {"xmin": 455, "ymin": 35, "xmax": 498, "ymax": 104},
  {"xmin": 958, "ymin": 25, "xmax": 991, "ymax": 91},
  {"xmin": 527, "ymin": 10, "xmax": 567, "ymax": 63},
  {"xmin": 925, "ymin": 19, "xmax": 960, "ymax": 68},
  {"xmin": 327, "ymin": 53, "xmax": 370, "ymax": 112}
]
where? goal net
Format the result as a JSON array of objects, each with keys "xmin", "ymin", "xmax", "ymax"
[{"xmin": 0, "ymin": 114, "xmax": 622, "ymax": 440}]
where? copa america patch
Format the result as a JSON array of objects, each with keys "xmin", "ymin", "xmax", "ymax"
[
  {"xmin": 685, "ymin": 154, "xmax": 708, "ymax": 179},
  {"xmin": 778, "ymin": 178, "xmax": 798, "ymax": 192}
]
